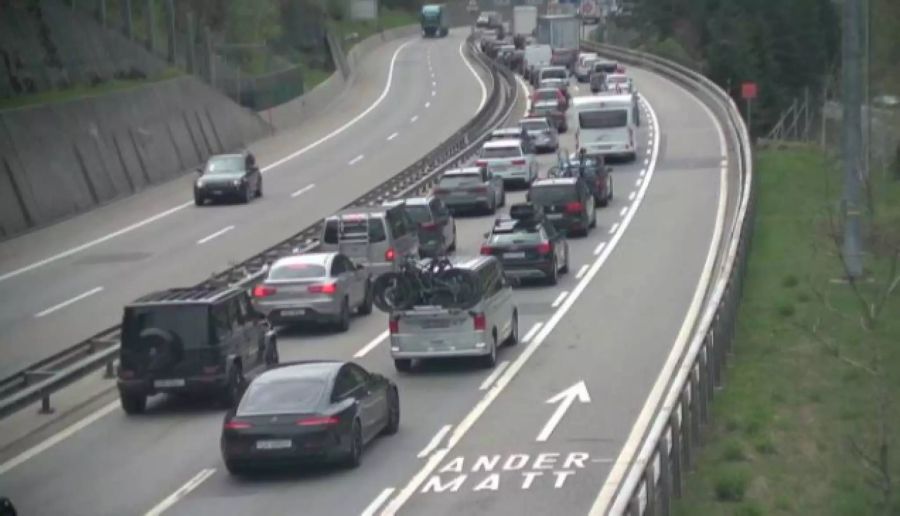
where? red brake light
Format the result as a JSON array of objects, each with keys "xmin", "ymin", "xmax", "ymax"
[
  {"xmin": 308, "ymin": 282, "xmax": 337, "ymax": 294},
  {"xmin": 511, "ymin": 159, "xmax": 526, "ymax": 166},
  {"xmin": 537, "ymin": 242, "xmax": 552, "ymax": 255},
  {"xmin": 252, "ymin": 285, "xmax": 277, "ymax": 298},
  {"xmin": 473, "ymin": 313, "xmax": 486, "ymax": 331},
  {"xmin": 389, "ymin": 318, "xmax": 399, "ymax": 334},
  {"xmin": 480, "ymin": 244, "xmax": 493, "ymax": 255},
  {"xmin": 565, "ymin": 201, "xmax": 583, "ymax": 214},
  {"xmin": 468, "ymin": 186, "xmax": 488, "ymax": 193},
  {"xmin": 420, "ymin": 221, "xmax": 438, "ymax": 230},
  {"xmin": 224, "ymin": 420, "xmax": 252, "ymax": 430},
  {"xmin": 385, "ymin": 247, "xmax": 396, "ymax": 261},
  {"xmin": 297, "ymin": 416, "xmax": 340, "ymax": 426},
  {"xmin": 202, "ymin": 365, "xmax": 221, "ymax": 374},
  {"xmin": 118, "ymin": 369, "xmax": 134, "ymax": 379},
  {"xmin": 475, "ymin": 160, "xmax": 488, "ymax": 167}
]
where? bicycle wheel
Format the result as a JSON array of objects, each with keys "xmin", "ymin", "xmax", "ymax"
[
  {"xmin": 432, "ymin": 268, "xmax": 481, "ymax": 310},
  {"xmin": 372, "ymin": 273, "xmax": 416, "ymax": 312}
]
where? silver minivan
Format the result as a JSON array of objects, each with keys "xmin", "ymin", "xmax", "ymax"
[
  {"xmin": 389, "ymin": 256, "xmax": 518, "ymax": 371},
  {"xmin": 320, "ymin": 205, "xmax": 419, "ymax": 277}
]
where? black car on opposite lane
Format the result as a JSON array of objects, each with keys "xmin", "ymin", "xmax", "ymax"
[
  {"xmin": 480, "ymin": 203, "xmax": 569, "ymax": 285},
  {"xmin": 220, "ymin": 360, "xmax": 399, "ymax": 474},
  {"xmin": 527, "ymin": 177, "xmax": 597, "ymax": 237},
  {"xmin": 194, "ymin": 151, "xmax": 262, "ymax": 205}
]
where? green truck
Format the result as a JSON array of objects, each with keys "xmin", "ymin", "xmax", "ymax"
[{"xmin": 420, "ymin": 4, "xmax": 449, "ymax": 37}]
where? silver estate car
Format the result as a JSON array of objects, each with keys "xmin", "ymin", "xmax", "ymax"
[
  {"xmin": 433, "ymin": 167, "xmax": 505, "ymax": 214},
  {"xmin": 252, "ymin": 253, "xmax": 373, "ymax": 331},
  {"xmin": 519, "ymin": 117, "xmax": 559, "ymax": 153},
  {"xmin": 389, "ymin": 256, "xmax": 518, "ymax": 371}
]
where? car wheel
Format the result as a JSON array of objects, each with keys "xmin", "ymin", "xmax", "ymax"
[
  {"xmin": 358, "ymin": 283, "xmax": 373, "ymax": 315},
  {"xmin": 499, "ymin": 190, "xmax": 506, "ymax": 207},
  {"xmin": 547, "ymin": 257, "xmax": 559, "ymax": 285},
  {"xmin": 265, "ymin": 337, "xmax": 280, "ymax": 366},
  {"xmin": 382, "ymin": 388, "xmax": 400, "ymax": 435},
  {"xmin": 560, "ymin": 247, "xmax": 570, "ymax": 274},
  {"xmin": 223, "ymin": 364, "xmax": 245, "ymax": 407},
  {"xmin": 344, "ymin": 421, "xmax": 363, "ymax": 468},
  {"xmin": 599, "ymin": 178, "xmax": 612, "ymax": 207},
  {"xmin": 394, "ymin": 358, "xmax": 413, "ymax": 373},
  {"xmin": 224, "ymin": 459, "xmax": 247, "ymax": 476},
  {"xmin": 448, "ymin": 227, "xmax": 457, "ymax": 252},
  {"xmin": 504, "ymin": 311, "xmax": 519, "ymax": 346},
  {"xmin": 256, "ymin": 178, "xmax": 263, "ymax": 198},
  {"xmin": 120, "ymin": 392, "xmax": 147, "ymax": 415},
  {"xmin": 242, "ymin": 185, "xmax": 252, "ymax": 204},
  {"xmin": 193, "ymin": 195, "xmax": 203, "ymax": 207},
  {"xmin": 479, "ymin": 334, "xmax": 498, "ymax": 368},
  {"xmin": 336, "ymin": 298, "xmax": 351, "ymax": 332}
]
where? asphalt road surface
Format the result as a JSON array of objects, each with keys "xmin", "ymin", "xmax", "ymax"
[{"xmin": 0, "ymin": 34, "xmax": 731, "ymax": 516}]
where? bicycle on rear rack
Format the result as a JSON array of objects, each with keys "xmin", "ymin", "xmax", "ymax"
[{"xmin": 372, "ymin": 255, "xmax": 481, "ymax": 312}]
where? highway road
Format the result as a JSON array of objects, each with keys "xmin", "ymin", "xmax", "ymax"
[
  {"xmin": 0, "ymin": 28, "xmax": 488, "ymax": 379},
  {"xmin": 0, "ymin": 35, "xmax": 733, "ymax": 516}
]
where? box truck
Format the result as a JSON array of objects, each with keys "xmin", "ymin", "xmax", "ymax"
[
  {"xmin": 536, "ymin": 14, "xmax": 581, "ymax": 70},
  {"xmin": 513, "ymin": 6, "xmax": 538, "ymax": 36}
]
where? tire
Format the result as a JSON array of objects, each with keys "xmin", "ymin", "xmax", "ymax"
[
  {"xmin": 448, "ymin": 226, "xmax": 457, "ymax": 252},
  {"xmin": 382, "ymin": 388, "xmax": 400, "ymax": 435},
  {"xmin": 373, "ymin": 273, "xmax": 416, "ymax": 312},
  {"xmin": 120, "ymin": 392, "xmax": 147, "ymax": 415},
  {"xmin": 499, "ymin": 190, "xmax": 506, "ymax": 207},
  {"xmin": 589, "ymin": 207, "xmax": 597, "ymax": 228},
  {"xmin": 256, "ymin": 179, "xmax": 263, "ymax": 198},
  {"xmin": 223, "ymin": 364, "xmax": 245, "ymax": 407},
  {"xmin": 560, "ymin": 247, "xmax": 569, "ymax": 274},
  {"xmin": 224, "ymin": 459, "xmax": 247, "ymax": 476},
  {"xmin": 547, "ymin": 257, "xmax": 559, "ymax": 285},
  {"xmin": 344, "ymin": 422, "xmax": 363, "ymax": 469},
  {"xmin": 599, "ymin": 177, "xmax": 612, "ymax": 207},
  {"xmin": 336, "ymin": 298, "xmax": 351, "ymax": 332},
  {"xmin": 479, "ymin": 334, "xmax": 498, "ymax": 368},
  {"xmin": 358, "ymin": 283, "xmax": 373, "ymax": 315},
  {"xmin": 394, "ymin": 358, "xmax": 413, "ymax": 372},
  {"xmin": 194, "ymin": 195, "xmax": 203, "ymax": 206},
  {"xmin": 241, "ymin": 185, "xmax": 252, "ymax": 204},
  {"xmin": 264, "ymin": 337, "xmax": 280, "ymax": 366},
  {"xmin": 504, "ymin": 311, "xmax": 519, "ymax": 346}
]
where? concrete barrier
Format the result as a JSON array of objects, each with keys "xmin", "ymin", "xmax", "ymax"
[{"xmin": 0, "ymin": 75, "xmax": 270, "ymax": 240}]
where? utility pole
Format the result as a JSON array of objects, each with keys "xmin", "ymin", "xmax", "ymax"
[{"xmin": 840, "ymin": 0, "xmax": 864, "ymax": 278}]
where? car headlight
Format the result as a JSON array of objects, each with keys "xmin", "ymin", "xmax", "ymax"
[
  {"xmin": 196, "ymin": 179, "xmax": 204, "ymax": 188},
  {"xmin": 232, "ymin": 179, "xmax": 242, "ymax": 186}
]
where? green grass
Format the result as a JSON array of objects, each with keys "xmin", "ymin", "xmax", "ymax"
[
  {"xmin": 0, "ymin": 68, "xmax": 183, "ymax": 111},
  {"xmin": 673, "ymin": 146, "xmax": 900, "ymax": 516}
]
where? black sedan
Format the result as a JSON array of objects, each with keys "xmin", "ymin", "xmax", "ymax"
[
  {"xmin": 194, "ymin": 151, "xmax": 262, "ymax": 205},
  {"xmin": 220, "ymin": 360, "xmax": 399, "ymax": 474},
  {"xmin": 480, "ymin": 203, "xmax": 569, "ymax": 285}
]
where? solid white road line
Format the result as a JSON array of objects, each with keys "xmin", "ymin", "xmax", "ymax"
[
  {"xmin": 290, "ymin": 184, "xmax": 316, "ymax": 198},
  {"xmin": 514, "ymin": 74, "xmax": 531, "ymax": 116},
  {"xmin": 387, "ymin": 132, "xmax": 399, "ymax": 141},
  {"xmin": 0, "ymin": 39, "xmax": 418, "ymax": 284},
  {"xmin": 551, "ymin": 291, "xmax": 569, "ymax": 308},
  {"xmin": 608, "ymin": 222, "xmax": 620, "ymax": 234},
  {"xmin": 380, "ymin": 97, "xmax": 663, "ymax": 516},
  {"xmin": 361, "ymin": 488, "xmax": 396, "ymax": 516},
  {"xmin": 593, "ymin": 242, "xmax": 607, "ymax": 256},
  {"xmin": 144, "ymin": 468, "xmax": 216, "ymax": 516},
  {"xmin": 479, "ymin": 360, "xmax": 510, "ymax": 390},
  {"xmin": 591, "ymin": 80, "xmax": 730, "ymax": 516},
  {"xmin": 349, "ymin": 154, "xmax": 365, "ymax": 166},
  {"xmin": 619, "ymin": 206, "xmax": 628, "ymax": 217},
  {"xmin": 417, "ymin": 425, "xmax": 453, "ymax": 458},
  {"xmin": 196, "ymin": 225, "xmax": 234, "ymax": 245},
  {"xmin": 458, "ymin": 39, "xmax": 487, "ymax": 114},
  {"xmin": 410, "ymin": 115, "xmax": 419, "ymax": 123},
  {"xmin": 354, "ymin": 330, "xmax": 389, "ymax": 358},
  {"xmin": 628, "ymin": 191, "xmax": 636, "ymax": 201},
  {"xmin": 521, "ymin": 321, "xmax": 544, "ymax": 344},
  {"xmin": 34, "ymin": 286, "xmax": 104, "ymax": 318},
  {"xmin": 575, "ymin": 264, "xmax": 589, "ymax": 279},
  {"xmin": 0, "ymin": 400, "xmax": 119, "ymax": 475}
]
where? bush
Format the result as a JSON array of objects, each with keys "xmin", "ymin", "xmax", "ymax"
[
  {"xmin": 714, "ymin": 467, "xmax": 749, "ymax": 502},
  {"xmin": 721, "ymin": 438, "xmax": 746, "ymax": 461}
]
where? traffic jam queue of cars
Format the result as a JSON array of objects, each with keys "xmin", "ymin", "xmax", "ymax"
[{"xmin": 115, "ymin": 22, "xmax": 640, "ymax": 476}]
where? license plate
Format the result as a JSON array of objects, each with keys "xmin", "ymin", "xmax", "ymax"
[
  {"xmin": 154, "ymin": 379, "xmax": 185, "ymax": 388},
  {"xmin": 256, "ymin": 439, "xmax": 292, "ymax": 450},
  {"xmin": 504, "ymin": 252, "xmax": 526, "ymax": 259},
  {"xmin": 492, "ymin": 165, "xmax": 508, "ymax": 171},
  {"xmin": 547, "ymin": 213, "xmax": 563, "ymax": 219},
  {"xmin": 281, "ymin": 309, "xmax": 306, "ymax": 316},
  {"xmin": 211, "ymin": 190, "xmax": 224, "ymax": 195}
]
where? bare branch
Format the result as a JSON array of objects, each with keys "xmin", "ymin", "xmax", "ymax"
[{"xmin": 793, "ymin": 318, "xmax": 877, "ymax": 376}]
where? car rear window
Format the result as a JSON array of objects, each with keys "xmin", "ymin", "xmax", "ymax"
[
  {"xmin": 122, "ymin": 305, "xmax": 209, "ymax": 349},
  {"xmin": 542, "ymin": 69, "xmax": 566, "ymax": 80},
  {"xmin": 521, "ymin": 120, "xmax": 548, "ymax": 132},
  {"xmin": 323, "ymin": 218, "xmax": 387, "ymax": 243},
  {"xmin": 490, "ymin": 230, "xmax": 543, "ymax": 245},
  {"xmin": 579, "ymin": 110, "xmax": 628, "ymax": 129},
  {"xmin": 439, "ymin": 174, "xmax": 482, "ymax": 187},
  {"xmin": 535, "ymin": 90, "xmax": 558, "ymax": 101},
  {"xmin": 482, "ymin": 146, "xmax": 522, "ymax": 159},
  {"xmin": 268, "ymin": 263, "xmax": 327, "ymax": 280},
  {"xmin": 403, "ymin": 205, "xmax": 432, "ymax": 224},
  {"xmin": 237, "ymin": 378, "xmax": 326, "ymax": 416},
  {"xmin": 530, "ymin": 185, "xmax": 578, "ymax": 204}
]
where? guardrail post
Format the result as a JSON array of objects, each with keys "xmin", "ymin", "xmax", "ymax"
[
  {"xmin": 670, "ymin": 414, "xmax": 683, "ymax": 498},
  {"xmin": 104, "ymin": 358, "xmax": 115, "ymax": 379},
  {"xmin": 644, "ymin": 465, "xmax": 657, "ymax": 516},
  {"xmin": 681, "ymin": 391, "xmax": 693, "ymax": 471},
  {"xmin": 39, "ymin": 391, "xmax": 54, "ymax": 414},
  {"xmin": 626, "ymin": 493, "xmax": 641, "ymax": 516},
  {"xmin": 690, "ymin": 369, "xmax": 702, "ymax": 445},
  {"xmin": 657, "ymin": 439, "xmax": 672, "ymax": 516}
]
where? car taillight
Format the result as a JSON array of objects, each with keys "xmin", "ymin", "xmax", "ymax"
[
  {"xmin": 537, "ymin": 242, "xmax": 552, "ymax": 255},
  {"xmin": 252, "ymin": 285, "xmax": 276, "ymax": 298},
  {"xmin": 308, "ymin": 282, "xmax": 337, "ymax": 294},
  {"xmin": 511, "ymin": 159, "xmax": 526, "ymax": 166},
  {"xmin": 480, "ymin": 244, "xmax": 493, "ymax": 255},
  {"xmin": 468, "ymin": 186, "xmax": 488, "ymax": 193},
  {"xmin": 118, "ymin": 369, "xmax": 134, "ymax": 379},
  {"xmin": 473, "ymin": 313, "xmax": 486, "ymax": 331},
  {"xmin": 420, "ymin": 221, "xmax": 438, "ymax": 230},
  {"xmin": 385, "ymin": 247, "xmax": 396, "ymax": 261},
  {"xmin": 475, "ymin": 160, "xmax": 488, "ymax": 167},
  {"xmin": 389, "ymin": 318, "xmax": 399, "ymax": 334},
  {"xmin": 297, "ymin": 416, "xmax": 340, "ymax": 426},
  {"xmin": 224, "ymin": 420, "xmax": 252, "ymax": 430},
  {"xmin": 202, "ymin": 365, "xmax": 221, "ymax": 374},
  {"xmin": 565, "ymin": 201, "xmax": 583, "ymax": 214}
]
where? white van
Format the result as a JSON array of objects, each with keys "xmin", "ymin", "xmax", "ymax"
[
  {"xmin": 523, "ymin": 44, "xmax": 552, "ymax": 81},
  {"xmin": 574, "ymin": 52, "xmax": 599, "ymax": 82},
  {"xmin": 571, "ymin": 93, "xmax": 638, "ymax": 161}
]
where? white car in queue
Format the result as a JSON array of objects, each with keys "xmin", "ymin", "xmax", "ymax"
[
  {"xmin": 476, "ymin": 138, "xmax": 539, "ymax": 188},
  {"xmin": 571, "ymin": 93, "xmax": 639, "ymax": 162}
]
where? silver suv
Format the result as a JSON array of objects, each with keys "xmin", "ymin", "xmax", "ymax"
[
  {"xmin": 389, "ymin": 256, "xmax": 518, "ymax": 371},
  {"xmin": 320, "ymin": 205, "xmax": 419, "ymax": 277}
]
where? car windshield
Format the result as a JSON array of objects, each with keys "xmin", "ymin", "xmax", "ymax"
[
  {"xmin": 535, "ymin": 90, "xmax": 558, "ymax": 101},
  {"xmin": 403, "ymin": 205, "xmax": 432, "ymax": 224},
  {"xmin": 440, "ymin": 174, "xmax": 482, "ymax": 187},
  {"xmin": 237, "ymin": 377, "xmax": 326, "ymax": 416},
  {"xmin": 596, "ymin": 63, "xmax": 618, "ymax": 73},
  {"xmin": 530, "ymin": 185, "xmax": 578, "ymax": 204},
  {"xmin": 542, "ymin": 69, "xmax": 566, "ymax": 80},
  {"xmin": 579, "ymin": 110, "xmax": 628, "ymax": 129},
  {"xmin": 531, "ymin": 106, "xmax": 556, "ymax": 117},
  {"xmin": 268, "ymin": 262, "xmax": 327, "ymax": 280},
  {"xmin": 608, "ymin": 76, "xmax": 628, "ymax": 84},
  {"xmin": 521, "ymin": 120, "xmax": 548, "ymax": 132},
  {"xmin": 482, "ymin": 146, "xmax": 522, "ymax": 159},
  {"xmin": 490, "ymin": 229, "xmax": 543, "ymax": 245},
  {"xmin": 323, "ymin": 218, "xmax": 387, "ymax": 243},
  {"xmin": 205, "ymin": 156, "xmax": 244, "ymax": 175},
  {"xmin": 122, "ymin": 305, "xmax": 209, "ymax": 349}
]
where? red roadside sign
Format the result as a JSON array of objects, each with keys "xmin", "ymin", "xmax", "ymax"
[{"xmin": 741, "ymin": 82, "xmax": 758, "ymax": 100}]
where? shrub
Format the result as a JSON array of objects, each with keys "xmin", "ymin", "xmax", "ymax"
[{"xmin": 714, "ymin": 467, "xmax": 749, "ymax": 502}]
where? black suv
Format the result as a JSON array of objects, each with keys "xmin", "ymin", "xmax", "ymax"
[
  {"xmin": 481, "ymin": 203, "xmax": 569, "ymax": 285},
  {"xmin": 549, "ymin": 153, "xmax": 614, "ymax": 206},
  {"xmin": 117, "ymin": 285, "xmax": 279, "ymax": 414},
  {"xmin": 527, "ymin": 177, "xmax": 597, "ymax": 237},
  {"xmin": 194, "ymin": 151, "xmax": 262, "ymax": 205}
]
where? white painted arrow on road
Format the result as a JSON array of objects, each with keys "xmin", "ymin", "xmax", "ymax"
[{"xmin": 536, "ymin": 381, "xmax": 591, "ymax": 442}]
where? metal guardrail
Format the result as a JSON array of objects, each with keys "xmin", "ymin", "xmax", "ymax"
[
  {"xmin": 578, "ymin": 42, "xmax": 755, "ymax": 515},
  {"xmin": 0, "ymin": 38, "xmax": 520, "ymax": 420}
]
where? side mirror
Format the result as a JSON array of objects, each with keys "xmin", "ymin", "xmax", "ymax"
[
  {"xmin": 605, "ymin": 166, "xmax": 613, "ymax": 174},
  {"xmin": 483, "ymin": 232, "xmax": 490, "ymax": 239},
  {"xmin": 195, "ymin": 167, "xmax": 203, "ymax": 175}
]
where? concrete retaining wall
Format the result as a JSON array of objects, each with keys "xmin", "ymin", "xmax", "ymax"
[{"xmin": 0, "ymin": 76, "xmax": 270, "ymax": 239}]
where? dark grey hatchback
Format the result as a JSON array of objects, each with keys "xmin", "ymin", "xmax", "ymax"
[
  {"xmin": 527, "ymin": 177, "xmax": 597, "ymax": 237},
  {"xmin": 383, "ymin": 196, "xmax": 457, "ymax": 258},
  {"xmin": 194, "ymin": 152, "xmax": 262, "ymax": 205}
]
